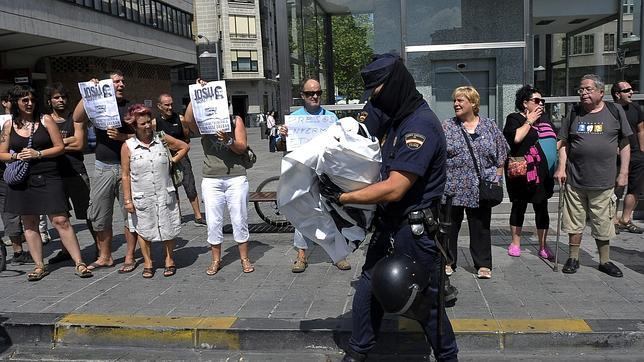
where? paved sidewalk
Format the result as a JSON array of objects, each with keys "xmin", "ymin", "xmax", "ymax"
[{"xmin": 1, "ymin": 128, "xmax": 643, "ymax": 355}]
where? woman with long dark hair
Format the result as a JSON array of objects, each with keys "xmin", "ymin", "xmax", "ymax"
[{"xmin": 0, "ymin": 85, "xmax": 92, "ymax": 281}]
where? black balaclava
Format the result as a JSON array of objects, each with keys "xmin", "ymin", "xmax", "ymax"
[{"xmin": 369, "ymin": 60, "xmax": 424, "ymax": 126}]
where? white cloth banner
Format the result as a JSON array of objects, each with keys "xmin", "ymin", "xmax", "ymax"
[
  {"xmin": 284, "ymin": 115, "xmax": 337, "ymax": 151},
  {"xmin": 78, "ymin": 79, "xmax": 121, "ymax": 130},
  {"xmin": 278, "ymin": 117, "xmax": 382, "ymax": 263},
  {"xmin": 189, "ymin": 81, "xmax": 231, "ymax": 134}
]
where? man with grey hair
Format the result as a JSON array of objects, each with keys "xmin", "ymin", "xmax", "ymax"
[{"xmin": 554, "ymin": 74, "xmax": 632, "ymax": 277}]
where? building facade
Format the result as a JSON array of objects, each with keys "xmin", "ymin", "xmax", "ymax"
[
  {"xmin": 192, "ymin": 0, "xmax": 279, "ymax": 125},
  {"xmin": 0, "ymin": 0, "xmax": 197, "ymax": 106},
  {"xmin": 278, "ymin": 0, "xmax": 643, "ymax": 126}
]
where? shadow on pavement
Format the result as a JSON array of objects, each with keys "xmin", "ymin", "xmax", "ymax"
[{"xmin": 608, "ymin": 245, "xmax": 644, "ymax": 274}]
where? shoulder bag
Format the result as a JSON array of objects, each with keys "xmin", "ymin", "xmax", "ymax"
[
  {"xmin": 156, "ymin": 130, "xmax": 184, "ymax": 188},
  {"xmin": 460, "ymin": 128, "xmax": 503, "ymax": 207},
  {"xmin": 4, "ymin": 121, "xmax": 35, "ymax": 186},
  {"xmin": 230, "ymin": 117, "xmax": 257, "ymax": 169}
]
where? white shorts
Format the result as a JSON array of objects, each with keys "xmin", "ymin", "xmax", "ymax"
[{"xmin": 201, "ymin": 175, "xmax": 249, "ymax": 245}]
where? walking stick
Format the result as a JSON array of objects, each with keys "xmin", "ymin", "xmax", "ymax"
[{"xmin": 554, "ymin": 184, "xmax": 564, "ymax": 272}]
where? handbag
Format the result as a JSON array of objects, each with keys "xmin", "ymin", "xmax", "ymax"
[
  {"xmin": 239, "ymin": 146, "xmax": 257, "ymax": 169},
  {"xmin": 4, "ymin": 121, "xmax": 35, "ymax": 186},
  {"xmin": 460, "ymin": 128, "xmax": 503, "ymax": 207},
  {"xmin": 156, "ymin": 131, "xmax": 184, "ymax": 188},
  {"xmin": 506, "ymin": 156, "xmax": 527, "ymax": 178}
]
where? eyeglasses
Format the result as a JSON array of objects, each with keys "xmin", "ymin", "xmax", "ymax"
[
  {"xmin": 302, "ymin": 91, "xmax": 322, "ymax": 98},
  {"xmin": 19, "ymin": 97, "xmax": 35, "ymax": 104},
  {"xmin": 577, "ymin": 87, "xmax": 596, "ymax": 95},
  {"xmin": 619, "ymin": 88, "xmax": 633, "ymax": 93},
  {"xmin": 529, "ymin": 98, "xmax": 545, "ymax": 105}
]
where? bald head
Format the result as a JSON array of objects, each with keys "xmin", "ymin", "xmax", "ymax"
[
  {"xmin": 157, "ymin": 93, "xmax": 174, "ymax": 117},
  {"xmin": 300, "ymin": 78, "xmax": 322, "ymax": 113}
]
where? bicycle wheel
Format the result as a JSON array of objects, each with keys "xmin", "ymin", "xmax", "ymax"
[
  {"xmin": 254, "ymin": 176, "xmax": 291, "ymax": 227},
  {"xmin": 0, "ymin": 242, "xmax": 6, "ymax": 272}
]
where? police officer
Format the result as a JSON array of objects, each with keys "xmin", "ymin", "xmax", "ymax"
[{"xmin": 319, "ymin": 54, "xmax": 458, "ymax": 361}]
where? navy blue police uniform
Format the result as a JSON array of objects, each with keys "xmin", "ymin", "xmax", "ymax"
[{"xmin": 347, "ymin": 100, "xmax": 458, "ymax": 361}]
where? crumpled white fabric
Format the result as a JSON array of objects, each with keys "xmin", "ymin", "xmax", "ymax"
[{"xmin": 277, "ymin": 117, "xmax": 382, "ymax": 262}]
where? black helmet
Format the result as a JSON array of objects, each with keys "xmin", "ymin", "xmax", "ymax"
[{"xmin": 371, "ymin": 253, "xmax": 432, "ymax": 321}]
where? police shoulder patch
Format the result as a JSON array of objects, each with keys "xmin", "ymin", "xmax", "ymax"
[{"xmin": 404, "ymin": 133, "xmax": 426, "ymax": 149}]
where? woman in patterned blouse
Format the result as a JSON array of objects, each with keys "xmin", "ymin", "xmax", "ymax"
[{"xmin": 443, "ymin": 86, "xmax": 508, "ymax": 279}]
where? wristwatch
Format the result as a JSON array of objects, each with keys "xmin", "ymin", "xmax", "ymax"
[{"xmin": 226, "ymin": 138, "xmax": 234, "ymax": 147}]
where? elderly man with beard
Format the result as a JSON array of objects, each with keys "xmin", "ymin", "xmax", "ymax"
[{"xmin": 321, "ymin": 54, "xmax": 457, "ymax": 362}]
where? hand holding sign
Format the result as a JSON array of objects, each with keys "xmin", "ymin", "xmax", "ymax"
[
  {"xmin": 78, "ymin": 79, "xmax": 121, "ymax": 130},
  {"xmin": 188, "ymin": 81, "xmax": 231, "ymax": 135}
]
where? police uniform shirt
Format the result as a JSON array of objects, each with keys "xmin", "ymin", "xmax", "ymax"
[{"xmin": 380, "ymin": 101, "xmax": 446, "ymax": 219}]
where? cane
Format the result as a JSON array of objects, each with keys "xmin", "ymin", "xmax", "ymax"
[{"xmin": 554, "ymin": 184, "xmax": 564, "ymax": 272}]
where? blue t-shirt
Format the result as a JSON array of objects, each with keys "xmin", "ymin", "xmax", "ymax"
[
  {"xmin": 290, "ymin": 106, "xmax": 338, "ymax": 119},
  {"xmin": 380, "ymin": 101, "xmax": 446, "ymax": 219}
]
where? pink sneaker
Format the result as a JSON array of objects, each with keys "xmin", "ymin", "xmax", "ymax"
[
  {"xmin": 507, "ymin": 244, "xmax": 521, "ymax": 257},
  {"xmin": 539, "ymin": 246, "xmax": 555, "ymax": 260}
]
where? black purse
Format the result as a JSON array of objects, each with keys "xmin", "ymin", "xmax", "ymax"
[{"xmin": 460, "ymin": 128, "xmax": 503, "ymax": 207}]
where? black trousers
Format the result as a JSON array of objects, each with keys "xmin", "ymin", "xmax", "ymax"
[
  {"xmin": 447, "ymin": 205, "xmax": 492, "ymax": 271},
  {"xmin": 509, "ymin": 199, "xmax": 549, "ymax": 229},
  {"xmin": 348, "ymin": 226, "xmax": 458, "ymax": 361}
]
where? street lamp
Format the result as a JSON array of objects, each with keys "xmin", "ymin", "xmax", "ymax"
[{"xmin": 197, "ymin": 34, "xmax": 220, "ymax": 81}]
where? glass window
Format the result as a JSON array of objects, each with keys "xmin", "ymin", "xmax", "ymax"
[
  {"xmin": 623, "ymin": 0, "xmax": 634, "ymax": 14},
  {"xmin": 604, "ymin": 33, "xmax": 615, "ymax": 52},
  {"xmin": 231, "ymin": 50, "xmax": 258, "ymax": 72},
  {"xmin": 230, "ymin": 15, "xmax": 256, "ymax": 38},
  {"xmin": 561, "ymin": 37, "xmax": 568, "ymax": 57},
  {"xmin": 573, "ymin": 35, "xmax": 583, "ymax": 54},
  {"xmin": 583, "ymin": 34, "xmax": 594, "ymax": 54}
]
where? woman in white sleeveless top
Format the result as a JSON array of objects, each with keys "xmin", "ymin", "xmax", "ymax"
[{"xmin": 121, "ymin": 104, "xmax": 189, "ymax": 278}]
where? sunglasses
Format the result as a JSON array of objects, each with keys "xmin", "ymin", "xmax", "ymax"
[
  {"xmin": 302, "ymin": 91, "xmax": 322, "ymax": 98},
  {"xmin": 529, "ymin": 97, "xmax": 545, "ymax": 105},
  {"xmin": 619, "ymin": 88, "xmax": 633, "ymax": 93}
]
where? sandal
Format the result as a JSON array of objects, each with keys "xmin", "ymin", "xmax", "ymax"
[
  {"xmin": 477, "ymin": 267, "xmax": 492, "ymax": 279},
  {"xmin": 206, "ymin": 260, "xmax": 221, "ymax": 276},
  {"xmin": 241, "ymin": 257, "xmax": 254, "ymax": 273},
  {"xmin": 142, "ymin": 267, "xmax": 155, "ymax": 279},
  {"xmin": 617, "ymin": 220, "xmax": 643, "ymax": 234},
  {"xmin": 118, "ymin": 262, "xmax": 137, "ymax": 274},
  {"xmin": 27, "ymin": 264, "xmax": 49, "ymax": 282},
  {"xmin": 75, "ymin": 263, "xmax": 93, "ymax": 278},
  {"xmin": 163, "ymin": 265, "xmax": 177, "ymax": 277}
]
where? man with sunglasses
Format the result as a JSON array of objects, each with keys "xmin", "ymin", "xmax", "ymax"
[
  {"xmin": 287, "ymin": 78, "xmax": 351, "ymax": 273},
  {"xmin": 555, "ymin": 74, "xmax": 632, "ymax": 277},
  {"xmin": 610, "ymin": 81, "xmax": 644, "ymax": 234}
]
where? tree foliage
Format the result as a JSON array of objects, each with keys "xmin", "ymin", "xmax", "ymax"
[{"xmin": 332, "ymin": 15, "xmax": 374, "ymax": 102}]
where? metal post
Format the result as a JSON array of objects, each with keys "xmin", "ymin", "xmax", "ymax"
[
  {"xmin": 523, "ymin": 0, "xmax": 534, "ymax": 85},
  {"xmin": 275, "ymin": 0, "xmax": 292, "ymax": 118},
  {"xmin": 640, "ymin": 0, "xmax": 644, "ymax": 89}
]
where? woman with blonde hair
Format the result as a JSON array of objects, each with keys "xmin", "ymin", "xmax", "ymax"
[{"xmin": 442, "ymin": 86, "xmax": 508, "ymax": 279}]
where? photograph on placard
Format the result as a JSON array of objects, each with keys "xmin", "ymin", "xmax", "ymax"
[
  {"xmin": 78, "ymin": 79, "xmax": 122, "ymax": 130},
  {"xmin": 284, "ymin": 115, "xmax": 337, "ymax": 151},
  {"xmin": 188, "ymin": 81, "xmax": 231, "ymax": 135}
]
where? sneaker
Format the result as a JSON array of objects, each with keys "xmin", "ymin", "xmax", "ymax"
[
  {"xmin": 598, "ymin": 261, "xmax": 623, "ymax": 277},
  {"xmin": 562, "ymin": 258, "xmax": 579, "ymax": 274},
  {"xmin": 40, "ymin": 232, "xmax": 51, "ymax": 244},
  {"xmin": 48, "ymin": 250, "xmax": 72, "ymax": 264},
  {"xmin": 334, "ymin": 259, "xmax": 351, "ymax": 271},
  {"xmin": 291, "ymin": 257, "xmax": 307, "ymax": 273},
  {"xmin": 11, "ymin": 251, "xmax": 34, "ymax": 265},
  {"xmin": 507, "ymin": 244, "xmax": 521, "ymax": 257},
  {"xmin": 193, "ymin": 218, "xmax": 207, "ymax": 227},
  {"xmin": 538, "ymin": 246, "xmax": 555, "ymax": 260}
]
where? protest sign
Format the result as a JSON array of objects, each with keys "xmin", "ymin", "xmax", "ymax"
[
  {"xmin": 284, "ymin": 115, "xmax": 336, "ymax": 150},
  {"xmin": 188, "ymin": 81, "xmax": 231, "ymax": 134},
  {"xmin": 78, "ymin": 79, "xmax": 122, "ymax": 130}
]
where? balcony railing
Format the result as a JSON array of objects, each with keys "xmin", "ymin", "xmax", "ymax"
[{"xmin": 62, "ymin": 0, "xmax": 193, "ymax": 39}]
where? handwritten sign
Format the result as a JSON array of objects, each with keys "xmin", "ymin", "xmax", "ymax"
[
  {"xmin": 189, "ymin": 81, "xmax": 230, "ymax": 134},
  {"xmin": 78, "ymin": 79, "xmax": 122, "ymax": 130},
  {"xmin": 284, "ymin": 115, "xmax": 337, "ymax": 150}
]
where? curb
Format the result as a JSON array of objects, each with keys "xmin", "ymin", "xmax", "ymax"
[{"xmin": 2, "ymin": 313, "xmax": 644, "ymax": 353}]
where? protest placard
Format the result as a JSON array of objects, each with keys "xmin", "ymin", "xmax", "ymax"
[
  {"xmin": 78, "ymin": 79, "xmax": 122, "ymax": 130},
  {"xmin": 284, "ymin": 115, "xmax": 336, "ymax": 150},
  {"xmin": 188, "ymin": 81, "xmax": 231, "ymax": 134}
]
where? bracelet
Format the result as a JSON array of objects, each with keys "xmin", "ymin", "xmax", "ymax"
[
  {"xmin": 10, "ymin": 153, "xmax": 17, "ymax": 161},
  {"xmin": 226, "ymin": 138, "xmax": 234, "ymax": 147},
  {"xmin": 37, "ymin": 151, "xmax": 42, "ymax": 159},
  {"xmin": 125, "ymin": 199, "xmax": 132, "ymax": 204}
]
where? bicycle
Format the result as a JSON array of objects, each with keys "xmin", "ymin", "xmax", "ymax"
[{"xmin": 250, "ymin": 175, "xmax": 291, "ymax": 227}]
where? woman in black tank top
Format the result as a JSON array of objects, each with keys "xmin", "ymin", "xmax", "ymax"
[{"xmin": 0, "ymin": 85, "xmax": 93, "ymax": 281}]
